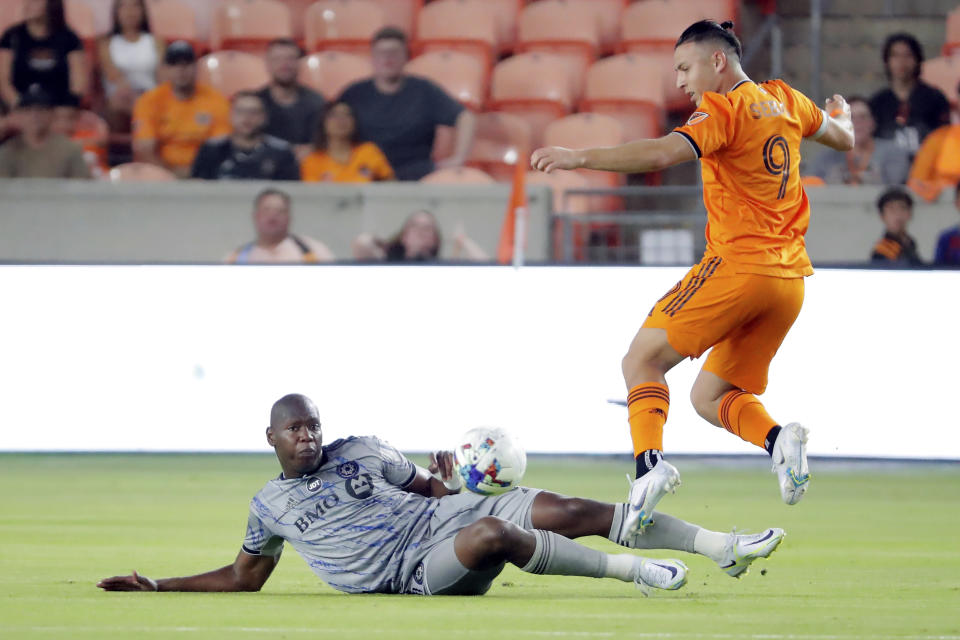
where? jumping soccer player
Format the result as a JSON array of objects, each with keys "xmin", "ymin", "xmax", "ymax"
[
  {"xmin": 97, "ymin": 394, "xmax": 784, "ymax": 596},
  {"xmin": 531, "ymin": 20, "xmax": 854, "ymax": 535}
]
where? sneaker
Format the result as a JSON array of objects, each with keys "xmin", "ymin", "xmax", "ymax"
[
  {"xmin": 623, "ymin": 460, "xmax": 681, "ymax": 535},
  {"xmin": 633, "ymin": 558, "xmax": 688, "ymax": 595},
  {"xmin": 771, "ymin": 423, "xmax": 810, "ymax": 505},
  {"xmin": 716, "ymin": 528, "xmax": 785, "ymax": 578}
]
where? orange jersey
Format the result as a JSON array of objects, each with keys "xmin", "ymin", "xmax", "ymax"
[
  {"xmin": 300, "ymin": 142, "xmax": 395, "ymax": 183},
  {"xmin": 132, "ymin": 83, "xmax": 231, "ymax": 169},
  {"xmin": 673, "ymin": 79, "xmax": 827, "ymax": 277}
]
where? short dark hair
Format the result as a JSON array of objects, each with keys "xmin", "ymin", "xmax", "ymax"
[
  {"xmin": 313, "ymin": 100, "xmax": 361, "ymax": 150},
  {"xmin": 110, "ymin": 0, "xmax": 151, "ymax": 36},
  {"xmin": 266, "ymin": 37, "xmax": 303, "ymax": 55},
  {"xmin": 882, "ymin": 33, "xmax": 923, "ymax": 79},
  {"xmin": 877, "ymin": 187, "xmax": 914, "ymax": 214},
  {"xmin": 231, "ymin": 90, "xmax": 264, "ymax": 107},
  {"xmin": 372, "ymin": 26, "xmax": 408, "ymax": 49},
  {"xmin": 254, "ymin": 188, "xmax": 291, "ymax": 210},
  {"xmin": 675, "ymin": 20, "xmax": 742, "ymax": 60}
]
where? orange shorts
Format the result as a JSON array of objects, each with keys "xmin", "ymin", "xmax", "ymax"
[{"xmin": 642, "ymin": 255, "xmax": 805, "ymax": 394}]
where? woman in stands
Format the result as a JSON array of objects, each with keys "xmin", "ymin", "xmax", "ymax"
[
  {"xmin": 97, "ymin": 0, "xmax": 164, "ymax": 132},
  {"xmin": 301, "ymin": 100, "xmax": 394, "ymax": 183},
  {"xmin": 352, "ymin": 209, "xmax": 489, "ymax": 262},
  {"xmin": 0, "ymin": 0, "xmax": 88, "ymax": 108}
]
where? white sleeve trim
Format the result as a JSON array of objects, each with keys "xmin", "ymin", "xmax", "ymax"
[{"xmin": 810, "ymin": 109, "xmax": 830, "ymax": 140}]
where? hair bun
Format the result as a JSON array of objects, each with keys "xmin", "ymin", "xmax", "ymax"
[{"xmin": 720, "ymin": 20, "xmax": 735, "ymax": 30}]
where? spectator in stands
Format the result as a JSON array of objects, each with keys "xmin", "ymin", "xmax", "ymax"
[
  {"xmin": 871, "ymin": 187, "xmax": 923, "ymax": 266},
  {"xmin": 191, "ymin": 91, "xmax": 299, "ymax": 181},
  {"xmin": 352, "ymin": 210, "xmax": 488, "ymax": 262},
  {"xmin": 809, "ymin": 96, "xmax": 910, "ymax": 186},
  {"xmin": 339, "ymin": 27, "xmax": 476, "ymax": 181},
  {"xmin": 0, "ymin": 83, "xmax": 90, "ymax": 178},
  {"xmin": 0, "ymin": 0, "xmax": 88, "ymax": 109},
  {"xmin": 49, "ymin": 93, "xmax": 108, "ymax": 178},
  {"xmin": 224, "ymin": 188, "xmax": 335, "ymax": 264},
  {"xmin": 301, "ymin": 100, "xmax": 393, "ymax": 183},
  {"xmin": 869, "ymin": 33, "xmax": 949, "ymax": 157},
  {"xmin": 132, "ymin": 41, "xmax": 230, "ymax": 179},
  {"xmin": 906, "ymin": 79, "xmax": 960, "ymax": 202},
  {"xmin": 256, "ymin": 38, "xmax": 324, "ymax": 162},
  {"xmin": 934, "ymin": 184, "xmax": 960, "ymax": 266},
  {"xmin": 97, "ymin": 0, "xmax": 165, "ymax": 133}
]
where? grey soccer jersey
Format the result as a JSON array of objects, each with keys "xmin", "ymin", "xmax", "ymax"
[{"xmin": 242, "ymin": 436, "xmax": 436, "ymax": 593}]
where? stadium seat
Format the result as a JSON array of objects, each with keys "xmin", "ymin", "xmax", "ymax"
[
  {"xmin": 406, "ymin": 50, "xmax": 487, "ymax": 110},
  {"xmin": 944, "ymin": 6, "xmax": 960, "ymax": 56},
  {"xmin": 209, "ymin": 0, "xmax": 293, "ymax": 54},
  {"xmin": 64, "ymin": 0, "xmax": 98, "ymax": 43},
  {"xmin": 466, "ymin": 112, "xmax": 532, "ymax": 182},
  {"xmin": 419, "ymin": 166, "xmax": 496, "ymax": 183},
  {"xmin": 0, "ymin": 3, "xmax": 23, "ymax": 36},
  {"xmin": 298, "ymin": 51, "xmax": 373, "ymax": 100},
  {"xmin": 146, "ymin": 0, "xmax": 200, "ymax": 53},
  {"xmin": 588, "ymin": 0, "xmax": 628, "ymax": 54},
  {"xmin": 415, "ymin": 0, "xmax": 498, "ymax": 72},
  {"xmin": 304, "ymin": 0, "xmax": 386, "ymax": 55},
  {"xmin": 516, "ymin": 0, "xmax": 600, "ymax": 102},
  {"xmin": 581, "ymin": 53, "xmax": 665, "ymax": 141},
  {"xmin": 488, "ymin": 53, "xmax": 574, "ymax": 147},
  {"xmin": 279, "ymin": 0, "xmax": 316, "ymax": 40},
  {"xmin": 526, "ymin": 168, "xmax": 592, "ymax": 260},
  {"xmin": 921, "ymin": 55, "xmax": 960, "ymax": 107},
  {"xmin": 488, "ymin": 0, "xmax": 522, "ymax": 53},
  {"xmin": 543, "ymin": 112, "xmax": 625, "ymax": 209},
  {"xmin": 197, "ymin": 51, "xmax": 270, "ymax": 97},
  {"xmin": 368, "ymin": 0, "xmax": 422, "ymax": 37},
  {"xmin": 107, "ymin": 162, "xmax": 178, "ymax": 182}
]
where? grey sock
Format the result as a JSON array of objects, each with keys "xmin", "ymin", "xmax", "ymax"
[
  {"xmin": 520, "ymin": 530, "xmax": 608, "ymax": 578},
  {"xmin": 627, "ymin": 510, "xmax": 699, "ymax": 553}
]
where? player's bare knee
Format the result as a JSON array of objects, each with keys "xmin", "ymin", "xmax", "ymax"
[{"xmin": 465, "ymin": 516, "xmax": 519, "ymax": 556}]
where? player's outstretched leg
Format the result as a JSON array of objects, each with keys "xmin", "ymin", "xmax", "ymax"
[
  {"xmin": 454, "ymin": 516, "xmax": 687, "ymax": 594},
  {"xmin": 621, "ymin": 328, "xmax": 686, "ymax": 533},
  {"xmin": 690, "ymin": 370, "xmax": 810, "ymax": 505},
  {"xmin": 530, "ymin": 492, "xmax": 785, "ymax": 579}
]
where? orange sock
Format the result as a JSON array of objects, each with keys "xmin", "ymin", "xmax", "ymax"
[
  {"xmin": 718, "ymin": 391, "xmax": 778, "ymax": 450},
  {"xmin": 627, "ymin": 383, "xmax": 669, "ymax": 457}
]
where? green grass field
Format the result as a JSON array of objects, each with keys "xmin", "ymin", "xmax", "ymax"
[{"xmin": 1, "ymin": 453, "xmax": 958, "ymax": 639}]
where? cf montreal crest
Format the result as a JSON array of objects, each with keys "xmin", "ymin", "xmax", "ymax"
[
  {"xmin": 337, "ymin": 461, "xmax": 359, "ymax": 479},
  {"xmin": 305, "ymin": 477, "xmax": 323, "ymax": 492},
  {"xmin": 345, "ymin": 473, "xmax": 375, "ymax": 500}
]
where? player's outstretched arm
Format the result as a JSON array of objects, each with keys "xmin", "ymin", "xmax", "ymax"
[
  {"xmin": 96, "ymin": 550, "xmax": 279, "ymax": 593},
  {"xmin": 405, "ymin": 451, "xmax": 462, "ymax": 498},
  {"xmin": 812, "ymin": 94, "xmax": 855, "ymax": 152},
  {"xmin": 530, "ymin": 134, "xmax": 697, "ymax": 175}
]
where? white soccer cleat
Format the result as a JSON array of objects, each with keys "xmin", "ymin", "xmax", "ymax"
[
  {"xmin": 716, "ymin": 527, "xmax": 785, "ymax": 578},
  {"xmin": 633, "ymin": 557, "xmax": 688, "ymax": 595},
  {"xmin": 624, "ymin": 460, "xmax": 681, "ymax": 535},
  {"xmin": 771, "ymin": 423, "xmax": 810, "ymax": 505}
]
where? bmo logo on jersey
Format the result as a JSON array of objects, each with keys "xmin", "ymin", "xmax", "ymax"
[{"xmin": 345, "ymin": 473, "xmax": 375, "ymax": 500}]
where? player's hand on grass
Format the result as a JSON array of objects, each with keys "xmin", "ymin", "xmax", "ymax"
[
  {"xmin": 530, "ymin": 146, "xmax": 584, "ymax": 173},
  {"xmin": 97, "ymin": 570, "xmax": 158, "ymax": 592},
  {"xmin": 825, "ymin": 94, "xmax": 850, "ymax": 119}
]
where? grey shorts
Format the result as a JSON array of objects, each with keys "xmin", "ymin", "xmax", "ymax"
[{"xmin": 401, "ymin": 487, "xmax": 541, "ymax": 595}]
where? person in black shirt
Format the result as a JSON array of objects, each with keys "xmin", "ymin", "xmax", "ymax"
[
  {"xmin": 255, "ymin": 38, "xmax": 324, "ymax": 161},
  {"xmin": 191, "ymin": 91, "xmax": 299, "ymax": 181},
  {"xmin": 871, "ymin": 187, "xmax": 924, "ymax": 266},
  {"xmin": 339, "ymin": 27, "xmax": 476, "ymax": 181},
  {"xmin": 0, "ymin": 0, "xmax": 88, "ymax": 108},
  {"xmin": 868, "ymin": 33, "xmax": 950, "ymax": 157}
]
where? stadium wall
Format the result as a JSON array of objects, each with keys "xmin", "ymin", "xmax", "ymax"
[
  {"xmin": 0, "ymin": 182, "xmax": 956, "ymax": 263},
  {"xmin": 1, "ymin": 265, "xmax": 957, "ymax": 459}
]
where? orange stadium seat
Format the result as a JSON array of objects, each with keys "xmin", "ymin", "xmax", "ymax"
[
  {"xmin": 209, "ymin": 0, "xmax": 292, "ymax": 54},
  {"xmin": 581, "ymin": 53, "xmax": 665, "ymax": 141},
  {"xmin": 488, "ymin": 53, "xmax": 574, "ymax": 147},
  {"xmin": 516, "ymin": 0, "xmax": 600, "ymax": 102},
  {"xmin": 0, "ymin": 3, "xmax": 23, "ymax": 35},
  {"xmin": 146, "ymin": 0, "xmax": 199, "ymax": 52},
  {"xmin": 543, "ymin": 112, "xmax": 624, "ymax": 209},
  {"xmin": 587, "ymin": 0, "xmax": 628, "ymax": 54},
  {"xmin": 466, "ymin": 112, "xmax": 532, "ymax": 181},
  {"xmin": 415, "ymin": 0, "xmax": 497, "ymax": 72},
  {"xmin": 921, "ymin": 55, "xmax": 960, "ymax": 107},
  {"xmin": 406, "ymin": 50, "xmax": 487, "ymax": 110},
  {"xmin": 108, "ymin": 162, "xmax": 178, "ymax": 182},
  {"xmin": 368, "ymin": 0, "xmax": 423, "ymax": 37},
  {"xmin": 944, "ymin": 6, "xmax": 960, "ymax": 56},
  {"xmin": 280, "ymin": 0, "xmax": 316, "ymax": 40},
  {"xmin": 65, "ymin": 0, "xmax": 98, "ymax": 43},
  {"xmin": 488, "ymin": 0, "xmax": 522, "ymax": 53},
  {"xmin": 526, "ymin": 168, "xmax": 592, "ymax": 261},
  {"xmin": 304, "ymin": 0, "xmax": 386, "ymax": 55},
  {"xmin": 197, "ymin": 51, "xmax": 270, "ymax": 97},
  {"xmin": 420, "ymin": 166, "xmax": 496, "ymax": 183},
  {"xmin": 298, "ymin": 51, "xmax": 373, "ymax": 100}
]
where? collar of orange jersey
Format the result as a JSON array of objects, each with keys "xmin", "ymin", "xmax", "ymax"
[{"xmin": 728, "ymin": 79, "xmax": 753, "ymax": 94}]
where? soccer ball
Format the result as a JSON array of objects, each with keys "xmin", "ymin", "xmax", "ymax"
[{"xmin": 454, "ymin": 427, "xmax": 526, "ymax": 496}]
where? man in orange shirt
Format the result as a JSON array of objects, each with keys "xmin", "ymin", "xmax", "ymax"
[
  {"xmin": 132, "ymin": 41, "xmax": 230, "ymax": 178},
  {"xmin": 532, "ymin": 20, "xmax": 854, "ymax": 541}
]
